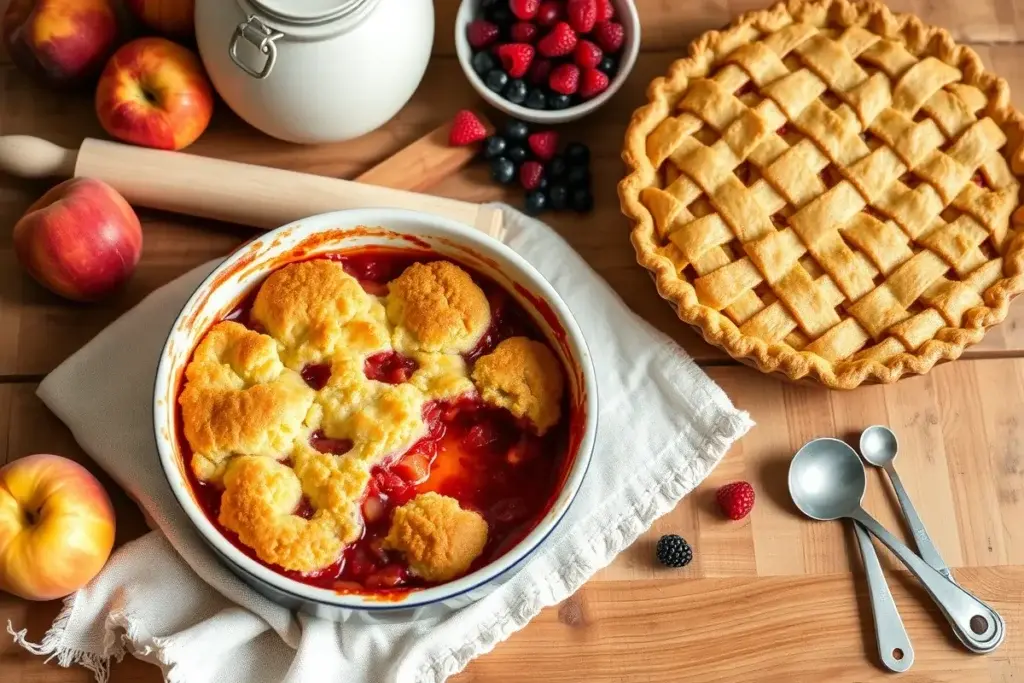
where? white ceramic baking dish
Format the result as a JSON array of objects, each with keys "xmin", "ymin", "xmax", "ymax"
[{"xmin": 153, "ymin": 208, "xmax": 596, "ymax": 621}]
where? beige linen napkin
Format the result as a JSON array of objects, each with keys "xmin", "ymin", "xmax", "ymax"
[{"xmin": 11, "ymin": 206, "xmax": 753, "ymax": 683}]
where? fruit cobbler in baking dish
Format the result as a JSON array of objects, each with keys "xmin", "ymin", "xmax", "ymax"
[{"xmin": 176, "ymin": 249, "xmax": 573, "ymax": 593}]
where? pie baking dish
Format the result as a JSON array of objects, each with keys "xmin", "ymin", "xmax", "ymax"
[
  {"xmin": 619, "ymin": 0, "xmax": 1024, "ymax": 389},
  {"xmin": 153, "ymin": 208, "xmax": 596, "ymax": 620}
]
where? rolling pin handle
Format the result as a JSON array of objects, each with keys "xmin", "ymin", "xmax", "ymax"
[{"xmin": 0, "ymin": 135, "xmax": 78, "ymax": 179}]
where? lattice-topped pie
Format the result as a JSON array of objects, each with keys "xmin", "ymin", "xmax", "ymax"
[
  {"xmin": 177, "ymin": 250, "xmax": 570, "ymax": 592},
  {"xmin": 620, "ymin": 0, "xmax": 1024, "ymax": 389}
]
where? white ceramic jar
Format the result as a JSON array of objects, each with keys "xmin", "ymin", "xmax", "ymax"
[{"xmin": 195, "ymin": 0, "xmax": 434, "ymax": 144}]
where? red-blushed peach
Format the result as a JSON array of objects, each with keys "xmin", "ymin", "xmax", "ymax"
[
  {"xmin": 0, "ymin": 454, "xmax": 116, "ymax": 601},
  {"xmin": 13, "ymin": 177, "xmax": 143, "ymax": 302},
  {"xmin": 1, "ymin": 0, "xmax": 119, "ymax": 85},
  {"xmin": 95, "ymin": 37, "xmax": 214, "ymax": 151},
  {"xmin": 124, "ymin": 0, "xmax": 194, "ymax": 37}
]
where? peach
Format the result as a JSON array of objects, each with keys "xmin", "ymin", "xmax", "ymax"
[
  {"xmin": 124, "ymin": 0, "xmax": 194, "ymax": 37},
  {"xmin": 1, "ymin": 0, "xmax": 119, "ymax": 85},
  {"xmin": 95, "ymin": 37, "xmax": 214, "ymax": 151},
  {"xmin": 0, "ymin": 454, "xmax": 116, "ymax": 601},
  {"xmin": 13, "ymin": 177, "xmax": 143, "ymax": 302}
]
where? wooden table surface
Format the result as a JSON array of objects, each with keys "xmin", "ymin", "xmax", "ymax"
[{"xmin": 2, "ymin": 1, "xmax": 1024, "ymax": 681}]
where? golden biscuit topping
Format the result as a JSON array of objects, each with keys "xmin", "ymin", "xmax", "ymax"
[
  {"xmin": 386, "ymin": 261, "xmax": 491, "ymax": 354},
  {"xmin": 472, "ymin": 337, "xmax": 565, "ymax": 435},
  {"xmin": 383, "ymin": 492, "xmax": 489, "ymax": 582}
]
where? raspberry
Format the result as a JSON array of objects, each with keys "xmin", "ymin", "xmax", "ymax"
[
  {"xmin": 466, "ymin": 20, "xmax": 500, "ymax": 50},
  {"xmin": 527, "ymin": 130, "xmax": 559, "ymax": 161},
  {"xmin": 528, "ymin": 57, "xmax": 553, "ymax": 84},
  {"xmin": 596, "ymin": 0, "xmax": 615, "ymax": 21},
  {"xmin": 538, "ymin": 21, "xmax": 578, "ymax": 57},
  {"xmin": 535, "ymin": 1, "xmax": 562, "ymax": 26},
  {"xmin": 510, "ymin": 21, "xmax": 539, "ymax": 43},
  {"xmin": 448, "ymin": 110, "xmax": 488, "ymax": 146},
  {"xmin": 573, "ymin": 39, "xmax": 602, "ymax": 69},
  {"xmin": 578, "ymin": 67, "xmax": 609, "ymax": 99},
  {"xmin": 592, "ymin": 20, "xmax": 624, "ymax": 53},
  {"xmin": 566, "ymin": 0, "xmax": 597, "ymax": 33},
  {"xmin": 716, "ymin": 481, "xmax": 755, "ymax": 520},
  {"xmin": 519, "ymin": 160, "xmax": 545, "ymax": 190},
  {"xmin": 497, "ymin": 43, "xmax": 535, "ymax": 78},
  {"xmin": 509, "ymin": 0, "xmax": 539, "ymax": 20},
  {"xmin": 548, "ymin": 63, "xmax": 580, "ymax": 95}
]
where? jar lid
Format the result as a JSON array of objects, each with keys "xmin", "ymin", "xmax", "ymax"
[{"xmin": 250, "ymin": 0, "xmax": 365, "ymax": 25}]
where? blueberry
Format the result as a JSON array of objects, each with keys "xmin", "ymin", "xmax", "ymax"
[
  {"xmin": 504, "ymin": 79, "xmax": 528, "ymax": 105},
  {"xmin": 567, "ymin": 166, "xmax": 590, "ymax": 187},
  {"xmin": 548, "ymin": 184, "xmax": 568, "ymax": 211},
  {"xmin": 490, "ymin": 157, "xmax": 516, "ymax": 184},
  {"xmin": 507, "ymin": 145, "xmax": 528, "ymax": 165},
  {"xmin": 480, "ymin": 0, "xmax": 498, "ymax": 7},
  {"xmin": 548, "ymin": 93, "xmax": 572, "ymax": 110},
  {"xmin": 482, "ymin": 135, "xmax": 507, "ymax": 160},
  {"xmin": 598, "ymin": 56, "xmax": 617, "ymax": 75},
  {"xmin": 504, "ymin": 119, "xmax": 529, "ymax": 141},
  {"xmin": 485, "ymin": 69, "xmax": 509, "ymax": 93},
  {"xmin": 566, "ymin": 142, "xmax": 590, "ymax": 166},
  {"xmin": 525, "ymin": 190, "xmax": 548, "ymax": 215},
  {"xmin": 547, "ymin": 155, "xmax": 567, "ymax": 180},
  {"xmin": 570, "ymin": 187, "xmax": 594, "ymax": 213},
  {"xmin": 487, "ymin": 5, "xmax": 513, "ymax": 27},
  {"xmin": 472, "ymin": 51, "xmax": 496, "ymax": 77},
  {"xmin": 525, "ymin": 88, "xmax": 547, "ymax": 109}
]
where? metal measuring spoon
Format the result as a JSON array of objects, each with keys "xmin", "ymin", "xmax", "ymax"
[
  {"xmin": 860, "ymin": 426, "xmax": 952, "ymax": 581},
  {"xmin": 852, "ymin": 521, "xmax": 915, "ymax": 671},
  {"xmin": 788, "ymin": 438, "xmax": 1004, "ymax": 653}
]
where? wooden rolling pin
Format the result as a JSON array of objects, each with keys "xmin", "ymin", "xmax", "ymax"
[{"xmin": 0, "ymin": 134, "xmax": 504, "ymax": 239}]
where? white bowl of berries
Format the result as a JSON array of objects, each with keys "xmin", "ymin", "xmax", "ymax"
[{"xmin": 455, "ymin": 0, "xmax": 640, "ymax": 123}]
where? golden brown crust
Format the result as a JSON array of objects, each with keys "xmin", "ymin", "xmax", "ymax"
[
  {"xmin": 618, "ymin": 0, "xmax": 1024, "ymax": 389},
  {"xmin": 386, "ymin": 261, "xmax": 491, "ymax": 354},
  {"xmin": 383, "ymin": 492, "xmax": 488, "ymax": 582},
  {"xmin": 471, "ymin": 337, "xmax": 564, "ymax": 435}
]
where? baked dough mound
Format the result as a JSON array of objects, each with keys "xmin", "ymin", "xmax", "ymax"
[
  {"xmin": 179, "ymin": 322, "xmax": 317, "ymax": 482},
  {"xmin": 251, "ymin": 259, "xmax": 390, "ymax": 367},
  {"xmin": 471, "ymin": 336, "xmax": 565, "ymax": 435},
  {"xmin": 219, "ymin": 456, "xmax": 344, "ymax": 573},
  {"xmin": 383, "ymin": 492, "xmax": 488, "ymax": 582},
  {"xmin": 290, "ymin": 442, "xmax": 370, "ymax": 545},
  {"xmin": 386, "ymin": 261, "xmax": 491, "ymax": 354}
]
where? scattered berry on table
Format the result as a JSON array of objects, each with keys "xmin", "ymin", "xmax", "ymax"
[
  {"xmin": 538, "ymin": 21, "xmax": 578, "ymax": 57},
  {"xmin": 510, "ymin": 21, "xmax": 539, "ymax": 43},
  {"xmin": 574, "ymin": 39, "xmax": 603, "ymax": 69},
  {"xmin": 482, "ymin": 135, "xmax": 508, "ymax": 159},
  {"xmin": 547, "ymin": 155, "xmax": 568, "ymax": 180},
  {"xmin": 716, "ymin": 481, "xmax": 755, "ymax": 520},
  {"xmin": 549, "ymin": 63, "xmax": 580, "ymax": 95},
  {"xmin": 519, "ymin": 160, "xmax": 545, "ymax": 190},
  {"xmin": 548, "ymin": 93, "xmax": 572, "ymax": 109},
  {"xmin": 490, "ymin": 156, "xmax": 517, "ymax": 184},
  {"xmin": 510, "ymin": 0, "xmax": 540, "ymax": 20},
  {"xmin": 485, "ymin": 69, "xmax": 510, "ymax": 92},
  {"xmin": 504, "ymin": 119, "xmax": 530, "ymax": 141},
  {"xmin": 528, "ymin": 57, "xmax": 553, "ymax": 84},
  {"xmin": 525, "ymin": 189, "xmax": 548, "ymax": 215},
  {"xmin": 596, "ymin": 0, "xmax": 615, "ymax": 21},
  {"xmin": 507, "ymin": 145, "xmax": 529, "ymax": 164},
  {"xmin": 472, "ymin": 50, "xmax": 497, "ymax": 76},
  {"xmin": 570, "ymin": 187, "xmax": 594, "ymax": 212},
  {"xmin": 448, "ymin": 110, "xmax": 489, "ymax": 146},
  {"xmin": 536, "ymin": 1, "xmax": 562, "ymax": 26},
  {"xmin": 565, "ymin": 141, "xmax": 590, "ymax": 166},
  {"xmin": 504, "ymin": 78, "xmax": 528, "ymax": 104},
  {"xmin": 656, "ymin": 535, "xmax": 693, "ymax": 568},
  {"xmin": 467, "ymin": 20, "xmax": 501, "ymax": 49},
  {"xmin": 547, "ymin": 184, "xmax": 567, "ymax": 210},
  {"xmin": 567, "ymin": 0, "xmax": 598, "ymax": 34},
  {"xmin": 566, "ymin": 165, "xmax": 589, "ymax": 187},
  {"xmin": 527, "ymin": 130, "xmax": 559, "ymax": 161},
  {"xmin": 598, "ymin": 55, "xmax": 617, "ymax": 74},
  {"xmin": 497, "ymin": 43, "xmax": 535, "ymax": 78},
  {"xmin": 525, "ymin": 88, "xmax": 548, "ymax": 109},
  {"xmin": 592, "ymin": 20, "xmax": 624, "ymax": 53},
  {"xmin": 579, "ymin": 67, "xmax": 609, "ymax": 99}
]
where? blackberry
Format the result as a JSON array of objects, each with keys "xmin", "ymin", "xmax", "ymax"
[{"xmin": 656, "ymin": 535, "xmax": 693, "ymax": 568}]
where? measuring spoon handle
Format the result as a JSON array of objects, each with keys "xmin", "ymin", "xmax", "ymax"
[
  {"xmin": 853, "ymin": 522, "xmax": 914, "ymax": 672},
  {"xmin": 885, "ymin": 464, "xmax": 951, "ymax": 579},
  {"xmin": 850, "ymin": 508, "xmax": 1002, "ymax": 651}
]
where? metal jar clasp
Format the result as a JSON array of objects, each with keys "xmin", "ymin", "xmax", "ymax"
[{"xmin": 229, "ymin": 15, "xmax": 284, "ymax": 79}]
